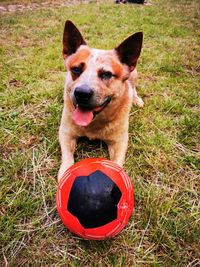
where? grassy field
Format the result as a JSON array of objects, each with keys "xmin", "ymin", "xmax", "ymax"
[{"xmin": 0, "ymin": 0, "xmax": 200, "ymax": 266}]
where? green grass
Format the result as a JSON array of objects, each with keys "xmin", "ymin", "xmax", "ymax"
[{"xmin": 0, "ymin": 0, "xmax": 200, "ymax": 266}]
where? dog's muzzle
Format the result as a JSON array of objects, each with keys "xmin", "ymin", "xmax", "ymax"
[
  {"xmin": 92, "ymin": 96, "xmax": 111, "ymax": 114},
  {"xmin": 72, "ymin": 85, "xmax": 112, "ymax": 127}
]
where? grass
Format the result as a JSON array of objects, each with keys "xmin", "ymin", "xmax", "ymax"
[{"xmin": 0, "ymin": 0, "xmax": 200, "ymax": 266}]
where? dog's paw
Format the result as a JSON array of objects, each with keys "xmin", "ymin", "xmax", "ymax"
[
  {"xmin": 57, "ymin": 167, "xmax": 65, "ymax": 182},
  {"xmin": 133, "ymin": 96, "xmax": 144, "ymax": 108},
  {"xmin": 57, "ymin": 162, "xmax": 73, "ymax": 182}
]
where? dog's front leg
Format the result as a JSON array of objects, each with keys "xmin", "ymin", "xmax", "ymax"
[
  {"xmin": 58, "ymin": 126, "xmax": 76, "ymax": 182},
  {"xmin": 108, "ymin": 134, "xmax": 128, "ymax": 167},
  {"xmin": 132, "ymin": 85, "xmax": 144, "ymax": 108}
]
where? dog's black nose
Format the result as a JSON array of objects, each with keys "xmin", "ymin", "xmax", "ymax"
[{"xmin": 74, "ymin": 85, "xmax": 94, "ymax": 105}]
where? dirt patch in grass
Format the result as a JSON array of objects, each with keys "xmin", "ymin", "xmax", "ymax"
[{"xmin": 0, "ymin": 0, "xmax": 93, "ymax": 14}]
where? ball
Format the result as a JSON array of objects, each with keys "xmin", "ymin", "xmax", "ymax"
[{"xmin": 56, "ymin": 158, "xmax": 134, "ymax": 240}]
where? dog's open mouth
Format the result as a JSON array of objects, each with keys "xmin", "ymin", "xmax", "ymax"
[{"xmin": 72, "ymin": 97, "xmax": 111, "ymax": 127}]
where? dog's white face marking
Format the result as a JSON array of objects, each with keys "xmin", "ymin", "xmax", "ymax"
[{"xmin": 84, "ymin": 49, "xmax": 102, "ymax": 84}]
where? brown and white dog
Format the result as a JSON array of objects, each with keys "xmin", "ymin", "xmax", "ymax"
[{"xmin": 58, "ymin": 20, "xmax": 144, "ymax": 181}]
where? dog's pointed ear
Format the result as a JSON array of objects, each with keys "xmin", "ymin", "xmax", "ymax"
[
  {"xmin": 63, "ymin": 20, "xmax": 87, "ymax": 59},
  {"xmin": 115, "ymin": 32, "xmax": 143, "ymax": 71}
]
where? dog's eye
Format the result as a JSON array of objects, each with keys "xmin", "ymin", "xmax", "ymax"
[
  {"xmin": 71, "ymin": 66, "xmax": 82, "ymax": 76},
  {"xmin": 99, "ymin": 71, "xmax": 113, "ymax": 80}
]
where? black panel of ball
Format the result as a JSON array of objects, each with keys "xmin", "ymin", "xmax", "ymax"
[{"xmin": 67, "ymin": 170, "xmax": 122, "ymax": 228}]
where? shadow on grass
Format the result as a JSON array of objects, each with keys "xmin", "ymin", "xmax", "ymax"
[{"xmin": 74, "ymin": 137, "xmax": 109, "ymax": 162}]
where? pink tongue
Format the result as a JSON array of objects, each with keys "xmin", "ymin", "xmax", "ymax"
[{"xmin": 72, "ymin": 106, "xmax": 94, "ymax": 126}]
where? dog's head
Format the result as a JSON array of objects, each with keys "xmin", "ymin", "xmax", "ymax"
[{"xmin": 63, "ymin": 20, "xmax": 143, "ymax": 127}]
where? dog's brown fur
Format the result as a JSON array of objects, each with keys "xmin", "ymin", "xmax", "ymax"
[{"xmin": 58, "ymin": 20, "xmax": 144, "ymax": 181}]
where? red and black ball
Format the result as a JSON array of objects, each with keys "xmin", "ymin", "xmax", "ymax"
[{"xmin": 56, "ymin": 158, "xmax": 134, "ymax": 240}]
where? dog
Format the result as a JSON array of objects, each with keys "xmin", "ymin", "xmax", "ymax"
[{"xmin": 58, "ymin": 20, "xmax": 144, "ymax": 181}]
